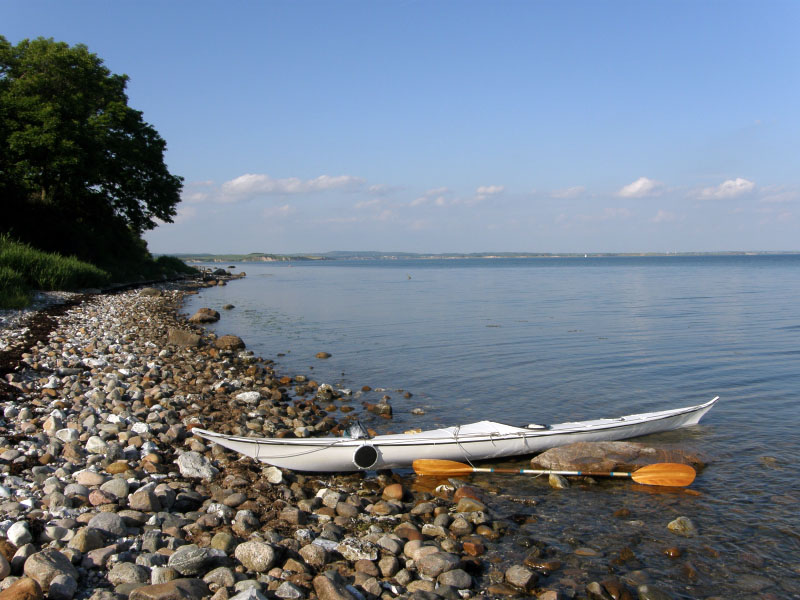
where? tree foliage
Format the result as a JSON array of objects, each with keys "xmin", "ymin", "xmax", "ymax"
[{"xmin": 0, "ymin": 36, "xmax": 182, "ymax": 266}]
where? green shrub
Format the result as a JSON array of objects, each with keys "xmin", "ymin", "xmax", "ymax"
[
  {"xmin": 155, "ymin": 255, "xmax": 198, "ymax": 275},
  {"xmin": 0, "ymin": 234, "xmax": 110, "ymax": 291},
  {"xmin": 0, "ymin": 265, "xmax": 30, "ymax": 309}
]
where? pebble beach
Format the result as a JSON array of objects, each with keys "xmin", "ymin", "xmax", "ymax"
[{"xmin": 0, "ymin": 274, "xmax": 718, "ymax": 600}]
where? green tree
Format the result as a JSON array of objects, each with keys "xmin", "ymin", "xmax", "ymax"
[{"xmin": 0, "ymin": 36, "xmax": 182, "ymax": 266}]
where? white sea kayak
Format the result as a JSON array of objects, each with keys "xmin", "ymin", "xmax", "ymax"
[{"xmin": 192, "ymin": 396, "xmax": 718, "ymax": 473}]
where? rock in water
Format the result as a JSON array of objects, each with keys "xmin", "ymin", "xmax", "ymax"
[
  {"xmin": 532, "ymin": 440, "xmax": 704, "ymax": 472},
  {"xmin": 189, "ymin": 308, "xmax": 220, "ymax": 323},
  {"xmin": 667, "ymin": 516, "xmax": 697, "ymax": 537}
]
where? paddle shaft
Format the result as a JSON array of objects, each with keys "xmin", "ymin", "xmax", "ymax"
[
  {"xmin": 412, "ymin": 459, "xmax": 696, "ymax": 486},
  {"xmin": 471, "ymin": 467, "xmax": 634, "ymax": 478}
]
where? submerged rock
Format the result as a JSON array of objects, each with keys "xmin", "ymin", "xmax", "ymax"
[{"xmin": 531, "ymin": 441, "xmax": 705, "ymax": 472}]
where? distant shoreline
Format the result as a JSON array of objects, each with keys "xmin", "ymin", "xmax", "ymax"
[{"xmin": 170, "ymin": 250, "xmax": 800, "ymax": 263}]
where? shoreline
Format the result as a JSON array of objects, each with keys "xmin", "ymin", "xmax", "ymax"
[{"xmin": 0, "ymin": 276, "xmax": 700, "ymax": 600}]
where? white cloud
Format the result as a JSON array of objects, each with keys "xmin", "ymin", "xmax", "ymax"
[
  {"xmin": 411, "ymin": 187, "xmax": 454, "ymax": 207},
  {"xmin": 172, "ymin": 205, "xmax": 197, "ymax": 224},
  {"xmin": 618, "ymin": 177, "xmax": 663, "ymax": 198},
  {"xmin": 221, "ymin": 173, "xmax": 364, "ymax": 200},
  {"xmin": 476, "ymin": 185, "xmax": 504, "ymax": 196},
  {"xmin": 551, "ymin": 186, "xmax": 585, "ymax": 199},
  {"xmin": 262, "ymin": 204, "xmax": 293, "ymax": 219},
  {"xmin": 354, "ymin": 198, "xmax": 383, "ymax": 209},
  {"xmin": 651, "ymin": 209, "xmax": 678, "ymax": 223},
  {"xmin": 698, "ymin": 178, "xmax": 755, "ymax": 199},
  {"xmin": 474, "ymin": 185, "xmax": 505, "ymax": 203},
  {"xmin": 759, "ymin": 186, "xmax": 798, "ymax": 204}
]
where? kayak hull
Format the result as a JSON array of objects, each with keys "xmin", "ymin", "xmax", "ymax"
[{"xmin": 192, "ymin": 396, "xmax": 718, "ymax": 472}]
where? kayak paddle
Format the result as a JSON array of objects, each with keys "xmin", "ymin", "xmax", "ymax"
[{"xmin": 412, "ymin": 459, "xmax": 696, "ymax": 487}]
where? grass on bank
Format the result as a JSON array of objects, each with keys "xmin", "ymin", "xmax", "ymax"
[{"xmin": 0, "ymin": 234, "xmax": 198, "ymax": 309}]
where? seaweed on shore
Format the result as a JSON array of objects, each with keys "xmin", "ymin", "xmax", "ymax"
[{"xmin": 0, "ymin": 294, "xmax": 91, "ymax": 378}]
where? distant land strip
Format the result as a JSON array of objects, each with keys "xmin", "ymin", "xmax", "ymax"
[{"xmin": 169, "ymin": 251, "xmax": 800, "ymax": 263}]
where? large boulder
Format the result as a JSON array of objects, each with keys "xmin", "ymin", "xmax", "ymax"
[
  {"xmin": 128, "ymin": 579, "xmax": 209, "ymax": 600},
  {"xmin": 214, "ymin": 335, "xmax": 245, "ymax": 350},
  {"xmin": 188, "ymin": 308, "xmax": 220, "ymax": 323},
  {"xmin": 167, "ymin": 328, "xmax": 201, "ymax": 347},
  {"xmin": 22, "ymin": 549, "xmax": 79, "ymax": 592},
  {"xmin": 531, "ymin": 441, "xmax": 705, "ymax": 472}
]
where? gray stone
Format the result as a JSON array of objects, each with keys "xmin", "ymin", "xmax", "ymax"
[
  {"xmin": 48, "ymin": 574, "xmax": 78, "ymax": 600},
  {"xmin": 203, "ymin": 566, "xmax": 236, "ymax": 588},
  {"xmin": 416, "ymin": 552, "xmax": 461, "ymax": 578},
  {"xmin": 87, "ymin": 512, "xmax": 127, "ymax": 537},
  {"xmin": 188, "ymin": 308, "xmax": 220, "ymax": 323},
  {"xmin": 167, "ymin": 328, "xmax": 201, "ymax": 347},
  {"xmin": 235, "ymin": 391, "xmax": 261, "ymax": 404},
  {"xmin": 264, "ymin": 466, "xmax": 282, "ymax": 484},
  {"xmin": 275, "ymin": 581, "xmax": 305, "ymax": 599},
  {"xmin": 312, "ymin": 575, "xmax": 357, "ymax": 600},
  {"xmin": 336, "ymin": 538, "xmax": 377, "ymax": 562},
  {"xmin": 175, "ymin": 452, "xmax": 219, "ymax": 480},
  {"xmin": 168, "ymin": 544, "xmax": 217, "ymax": 576},
  {"xmin": 23, "ymin": 549, "xmax": 80, "ymax": 592},
  {"xmin": 234, "ymin": 541, "xmax": 276, "ymax": 573},
  {"xmin": 128, "ymin": 489, "xmax": 161, "ymax": 512},
  {"xmin": 229, "ymin": 588, "xmax": 270, "ymax": 600},
  {"xmin": 667, "ymin": 516, "xmax": 697, "ymax": 537},
  {"xmin": 532, "ymin": 440, "xmax": 703, "ymax": 472},
  {"xmin": 437, "ymin": 568, "xmax": 472, "ymax": 589},
  {"xmin": 85, "ymin": 436, "xmax": 108, "ymax": 454},
  {"xmin": 68, "ymin": 527, "xmax": 106, "ymax": 552},
  {"xmin": 151, "ymin": 567, "xmax": 179, "ymax": 585},
  {"xmin": 376, "ymin": 535, "xmax": 402, "ymax": 555},
  {"xmin": 108, "ymin": 562, "xmax": 150, "ymax": 585},
  {"xmin": 100, "ymin": 478, "xmax": 130, "ymax": 499},
  {"xmin": 6, "ymin": 521, "xmax": 32, "ymax": 546},
  {"xmin": 505, "ymin": 564, "xmax": 537, "ymax": 591},
  {"xmin": 12, "ymin": 543, "xmax": 37, "ymax": 572},
  {"xmin": 298, "ymin": 543, "xmax": 328, "ymax": 569}
]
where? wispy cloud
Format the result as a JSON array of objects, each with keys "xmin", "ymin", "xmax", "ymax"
[
  {"xmin": 618, "ymin": 177, "xmax": 663, "ymax": 198},
  {"xmin": 697, "ymin": 177, "xmax": 755, "ymax": 199},
  {"xmin": 411, "ymin": 187, "xmax": 454, "ymax": 207},
  {"xmin": 651, "ymin": 209, "xmax": 679, "ymax": 223},
  {"xmin": 758, "ymin": 185, "xmax": 798, "ymax": 204},
  {"xmin": 261, "ymin": 204, "xmax": 294, "ymax": 219},
  {"xmin": 221, "ymin": 173, "xmax": 365, "ymax": 200},
  {"xmin": 476, "ymin": 185, "xmax": 504, "ymax": 196},
  {"xmin": 474, "ymin": 185, "xmax": 505, "ymax": 203},
  {"xmin": 551, "ymin": 186, "xmax": 585, "ymax": 199}
]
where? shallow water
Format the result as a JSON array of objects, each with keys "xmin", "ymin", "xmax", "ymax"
[{"xmin": 187, "ymin": 255, "xmax": 800, "ymax": 597}]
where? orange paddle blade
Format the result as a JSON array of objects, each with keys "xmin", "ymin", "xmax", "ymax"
[
  {"xmin": 631, "ymin": 463, "xmax": 696, "ymax": 487},
  {"xmin": 413, "ymin": 459, "xmax": 475, "ymax": 476}
]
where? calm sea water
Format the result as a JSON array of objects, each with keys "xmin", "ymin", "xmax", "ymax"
[{"xmin": 187, "ymin": 255, "xmax": 800, "ymax": 598}]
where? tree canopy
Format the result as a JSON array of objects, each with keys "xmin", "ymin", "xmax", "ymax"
[{"xmin": 0, "ymin": 36, "xmax": 182, "ymax": 266}]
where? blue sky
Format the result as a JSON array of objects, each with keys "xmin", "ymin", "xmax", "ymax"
[{"xmin": 4, "ymin": 1, "xmax": 799, "ymax": 253}]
